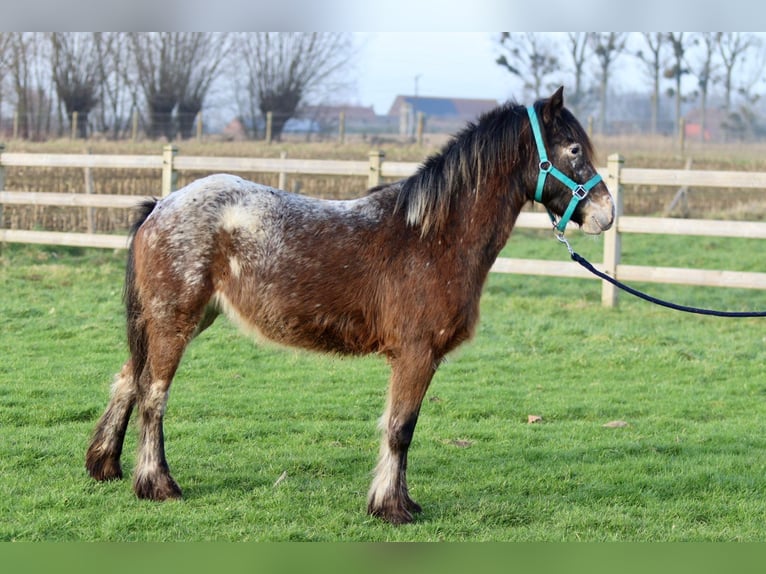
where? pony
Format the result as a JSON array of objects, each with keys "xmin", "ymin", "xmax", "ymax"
[{"xmin": 86, "ymin": 87, "xmax": 614, "ymax": 525}]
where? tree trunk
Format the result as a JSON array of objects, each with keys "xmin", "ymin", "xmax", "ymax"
[
  {"xmin": 148, "ymin": 96, "xmax": 176, "ymax": 140},
  {"xmin": 599, "ymin": 74, "xmax": 608, "ymax": 135},
  {"xmin": 177, "ymin": 101, "xmax": 200, "ymax": 140},
  {"xmin": 651, "ymin": 70, "xmax": 659, "ymax": 135}
]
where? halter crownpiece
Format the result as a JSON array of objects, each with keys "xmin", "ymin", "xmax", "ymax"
[{"xmin": 526, "ymin": 105, "xmax": 603, "ymax": 234}]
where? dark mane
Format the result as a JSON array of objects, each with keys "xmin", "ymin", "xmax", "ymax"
[
  {"xmin": 394, "ymin": 98, "xmax": 595, "ymax": 236},
  {"xmin": 393, "ymin": 101, "xmax": 527, "ymax": 236}
]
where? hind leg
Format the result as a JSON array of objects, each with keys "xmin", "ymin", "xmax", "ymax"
[
  {"xmin": 86, "ymin": 360, "xmax": 137, "ymax": 481},
  {"xmin": 132, "ymin": 312, "xmax": 208, "ymax": 501},
  {"xmin": 367, "ymin": 347, "xmax": 438, "ymax": 524}
]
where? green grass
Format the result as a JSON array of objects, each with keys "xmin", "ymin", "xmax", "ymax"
[{"xmin": 1, "ymin": 232, "xmax": 766, "ymax": 541}]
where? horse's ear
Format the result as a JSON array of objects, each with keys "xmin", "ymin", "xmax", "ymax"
[{"xmin": 543, "ymin": 86, "xmax": 564, "ymax": 122}]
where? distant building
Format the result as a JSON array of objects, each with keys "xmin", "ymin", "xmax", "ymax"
[
  {"xmin": 387, "ymin": 95, "xmax": 500, "ymax": 121},
  {"xmin": 387, "ymin": 96, "xmax": 500, "ymax": 137},
  {"xmin": 303, "ymin": 104, "xmax": 377, "ymax": 124},
  {"xmin": 221, "ymin": 98, "xmax": 503, "ymax": 140},
  {"xmin": 222, "ymin": 105, "xmax": 379, "ymax": 140},
  {"xmin": 684, "ymin": 107, "xmax": 729, "ymax": 141}
]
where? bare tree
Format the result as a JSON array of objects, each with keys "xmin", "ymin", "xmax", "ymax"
[
  {"xmin": 176, "ymin": 33, "xmax": 232, "ymax": 139},
  {"xmin": 564, "ymin": 32, "xmax": 593, "ymax": 117},
  {"xmin": 49, "ymin": 33, "xmax": 101, "ymax": 138},
  {"xmin": 92, "ymin": 32, "xmax": 137, "ymax": 139},
  {"xmin": 665, "ymin": 32, "xmax": 694, "ymax": 129},
  {"xmin": 688, "ymin": 33, "xmax": 719, "ymax": 141},
  {"xmin": 237, "ymin": 33, "xmax": 353, "ymax": 141},
  {"xmin": 591, "ymin": 32, "xmax": 627, "ymax": 134},
  {"xmin": 635, "ymin": 33, "xmax": 667, "ymax": 135},
  {"xmin": 496, "ymin": 32, "xmax": 561, "ymax": 100},
  {"xmin": 6, "ymin": 32, "xmax": 53, "ymax": 140},
  {"xmin": 718, "ymin": 32, "xmax": 760, "ymax": 112},
  {"xmin": 721, "ymin": 37, "xmax": 766, "ymax": 141},
  {"xmin": 128, "ymin": 33, "xmax": 179, "ymax": 139},
  {"xmin": 128, "ymin": 33, "xmax": 230, "ymax": 140},
  {"xmin": 0, "ymin": 33, "xmax": 12, "ymax": 130}
]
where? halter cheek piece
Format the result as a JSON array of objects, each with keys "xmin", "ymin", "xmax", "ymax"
[{"xmin": 526, "ymin": 106, "xmax": 603, "ymax": 234}]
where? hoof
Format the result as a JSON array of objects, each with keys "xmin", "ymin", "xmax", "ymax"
[
  {"xmin": 404, "ymin": 495, "xmax": 423, "ymax": 514},
  {"xmin": 367, "ymin": 498, "xmax": 422, "ymax": 525},
  {"xmin": 85, "ymin": 448, "xmax": 123, "ymax": 482},
  {"xmin": 134, "ymin": 472, "xmax": 183, "ymax": 501}
]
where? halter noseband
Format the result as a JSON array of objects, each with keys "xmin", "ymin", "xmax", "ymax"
[{"xmin": 526, "ymin": 105, "xmax": 603, "ymax": 234}]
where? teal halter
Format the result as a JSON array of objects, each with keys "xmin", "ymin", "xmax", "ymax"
[{"xmin": 526, "ymin": 105, "xmax": 603, "ymax": 234}]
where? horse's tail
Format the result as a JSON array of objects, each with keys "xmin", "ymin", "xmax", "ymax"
[{"xmin": 124, "ymin": 198, "xmax": 158, "ymax": 383}]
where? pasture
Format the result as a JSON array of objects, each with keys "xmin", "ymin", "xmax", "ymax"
[{"xmin": 2, "ymin": 228, "xmax": 766, "ymax": 541}]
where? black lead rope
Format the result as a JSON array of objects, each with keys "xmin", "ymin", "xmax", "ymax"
[
  {"xmin": 570, "ymin": 251, "xmax": 766, "ymax": 317},
  {"xmin": 556, "ymin": 235, "xmax": 766, "ymax": 318}
]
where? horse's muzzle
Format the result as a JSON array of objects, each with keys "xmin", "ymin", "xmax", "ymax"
[{"xmin": 580, "ymin": 194, "xmax": 615, "ymax": 235}]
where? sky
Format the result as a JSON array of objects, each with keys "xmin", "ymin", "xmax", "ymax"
[
  {"xmin": 351, "ymin": 33, "xmax": 515, "ymax": 114},
  {"xmin": 349, "ymin": 31, "xmax": 766, "ymax": 117}
]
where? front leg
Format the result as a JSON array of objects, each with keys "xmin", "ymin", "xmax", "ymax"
[{"xmin": 367, "ymin": 349, "xmax": 437, "ymax": 524}]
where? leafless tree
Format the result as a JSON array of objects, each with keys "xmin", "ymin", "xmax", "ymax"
[
  {"xmin": 176, "ymin": 33, "xmax": 232, "ymax": 139},
  {"xmin": 687, "ymin": 33, "xmax": 720, "ymax": 141},
  {"xmin": 236, "ymin": 33, "xmax": 353, "ymax": 141},
  {"xmin": 718, "ymin": 32, "xmax": 760, "ymax": 112},
  {"xmin": 6, "ymin": 32, "xmax": 53, "ymax": 140},
  {"xmin": 128, "ymin": 32, "xmax": 178, "ymax": 139},
  {"xmin": 665, "ymin": 32, "xmax": 694, "ymax": 129},
  {"xmin": 635, "ymin": 33, "xmax": 667, "ymax": 135},
  {"xmin": 49, "ymin": 33, "xmax": 101, "ymax": 138},
  {"xmin": 0, "ymin": 33, "xmax": 12, "ymax": 129},
  {"xmin": 92, "ymin": 33, "xmax": 137, "ymax": 139},
  {"xmin": 591, "ymin": 32, "xmax": 627, "ymax": 134},
  {"xmin": 128, "ymin": 32, "xmax": 231, "ymax": 140},
  {"xmin": 564, "ymin": 32, "xmax": 593, "ymax": 117},
  {"xmin": 496, "ymin": 32, "xmax": 561, "ymax": 101}
]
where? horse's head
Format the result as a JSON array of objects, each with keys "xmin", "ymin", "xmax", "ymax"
[{"xmin": 527, "ymin": 87, "xmax": 614, "ymax": 235}]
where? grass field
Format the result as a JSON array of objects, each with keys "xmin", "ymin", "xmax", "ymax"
[{"xmin": 2, "ymin": 229, "xmax": 766, "ymax": 541}]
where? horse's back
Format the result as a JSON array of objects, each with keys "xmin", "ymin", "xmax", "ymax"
[{"xmin": 132, "ymin": 173, "xmax": 398, "ymax": 355}]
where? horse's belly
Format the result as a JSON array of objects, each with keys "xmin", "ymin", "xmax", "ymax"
[{"xmin": 211, "ymin": 289, "xmax": 380, "ymax": 356}]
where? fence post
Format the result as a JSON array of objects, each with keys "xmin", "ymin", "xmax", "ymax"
[
  {"xmin": 71, "ymin": 111, "xmax": 79, "ymax": 140},
  {"xmin": 416, "ymin": 112, "xmax": 425, "ymax": 146},
  {"xmin": 678, "ymin": 118, "xmax": 686, "ymax": 155},
  {"xmin": 196, "ymin": 112, "xmax": 203, "ymax": 142},
  {"xmin": 0, "ymin": 143, "xmax": 5, "ymax": 242},
  {"xmin": 601, "ymin": 153, "xmax": 624, "ymax": 308},
  {"xmin": 278, "ymin": 150, "xmax": 288, "ymax": 190},
  {"xmin": 265, "ymin": 112, "xmax": 273, "ymax": 144},
  {"xmin": 161, "ymin": 145, "xmax": 178, "ymax": 197},
  {"xmin": 132, "ymin": 110, "xmax": 139, "ymax": 142},
  {"xmin": 84, "ymin": 148, "xmax": 95, "ymax": 233},
  {"xmin": 338, "ymin": 111, "xmax": 346, "ymax": 144},
  {"xmin": 368, "ymin": 150, "xmax": 384, "ymax": 189}
]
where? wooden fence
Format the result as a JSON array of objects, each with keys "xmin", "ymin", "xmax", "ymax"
[{"xmin": 1, "ymin": 144, "xmax": 766, "ymax": 308}]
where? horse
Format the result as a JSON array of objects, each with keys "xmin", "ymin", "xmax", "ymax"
[{"xmin": 85, "ymin": 86, "xmax": 614, "ymax": 525}]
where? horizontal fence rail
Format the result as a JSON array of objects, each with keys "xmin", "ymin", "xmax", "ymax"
[{"xmin": 1, "ymin": 146, "xmax": 765, "ymax": 307}]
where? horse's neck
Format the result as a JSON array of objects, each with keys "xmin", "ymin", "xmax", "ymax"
[{"xmin": 448, "ymin": 179, "xmax": 524, "ymax": 269}]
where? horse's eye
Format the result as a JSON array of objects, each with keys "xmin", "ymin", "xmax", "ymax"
[{"xmin": 570, "ymin": 144, "xmax": 581, "ymax": 156}]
